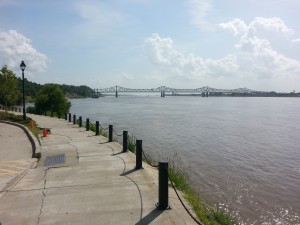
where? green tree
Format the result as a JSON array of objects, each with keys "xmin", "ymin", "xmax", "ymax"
[
  {"xmin": 0, "ymin": 65, "xmax": 21, "ymax": 107},
  {"xmin": 35, "ymin": 84, "xmax": 71, "ymax": 115}
]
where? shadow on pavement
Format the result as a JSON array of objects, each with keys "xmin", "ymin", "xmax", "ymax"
[{"xmin": 135, "ymin": 208, "xmax": 164, "ymax": 225}]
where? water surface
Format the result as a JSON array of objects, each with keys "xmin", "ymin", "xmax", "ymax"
[{"xmin": 70, "ymin": 96, "xmax": 300, "ymax": 224}]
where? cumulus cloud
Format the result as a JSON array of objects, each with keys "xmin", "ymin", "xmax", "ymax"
[
  {"xmin": 0, "ymin": 30, "xmax": 47, "ymax": 72},
  {"xmin": 144, "ymin": 33, "xmax": 238, "ymax": 79},
  {"xmin": 144, "ymin": 17, "xmax": 300, "ymax": 84}
]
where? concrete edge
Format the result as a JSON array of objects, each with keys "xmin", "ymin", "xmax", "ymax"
[{"xmin": 0, "ymin": 120, "xmax": 41, "ymax": 159}]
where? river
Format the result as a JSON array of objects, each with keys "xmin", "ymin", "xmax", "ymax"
[{"xmin": 70, "ymin": 96, "xmax": 300, "ymax": 225}]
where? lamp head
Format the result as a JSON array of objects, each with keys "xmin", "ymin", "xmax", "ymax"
[{"xmin": 20, "ymin": 61, "xmax": 26, "ymax": 71}]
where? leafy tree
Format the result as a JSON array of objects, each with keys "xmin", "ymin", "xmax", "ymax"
[
  {"xmin": 0, "ymin": 65, "xmax": 21, "ymax": 107},
  {"xmin": 35, "ymin": 84, "xmax": 71, "ymax": 115}
]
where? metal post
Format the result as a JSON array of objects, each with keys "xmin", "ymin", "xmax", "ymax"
[
  {"xmin": 58, "ymin": 112, "xmax": 61, "ymax": 119},
  {"xmin": 22, "ymin": 69, "xmax": 26, "ymax": 120},
  {"xmin": 157, "ymin": 161, "xmax": 169, "ymax": 210},
  {"xmin": 135, "ymin": 140, "xmax": 143, "ymax": 170},
  {"xmin": 115, "ymin": 86, "xmax": 118, "ymax": 98},
  {"xmin": 109, "ymin": 125, "xmax": 113, "ymax": 142},
  {"xmin": 68, "ymin": 113, "xmax": 71, "ymax": 122},
  {"xmin": 65, "ymin": 113, "xmax": 67, "ymax": 120},
  {"xmin": 86, "ymin": 118, "xmax": 90, "ymax": 131},
  {"xmin": 73, "ymin": 115, "xmax": 76, "ymax": 124},
  {"xmin": 79, "ymin": 116, "xmax": 82, "ymax": 127},
  {"xmin": 122, "ymin": 131, "xmax": 128, "ymax": 152},
  {"xmin": 51, "ymin": 111, "xmax": 54, "ymax": 117},
  {"xmin": 96, "ymin": 121, "xmax": 99, "ymax": 135}
]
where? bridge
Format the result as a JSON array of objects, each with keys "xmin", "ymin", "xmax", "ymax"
[{"xmin": 92, "ymin": 86, "xmax": 262, "ymax": 98}]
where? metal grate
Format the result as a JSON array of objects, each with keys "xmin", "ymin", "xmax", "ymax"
[{"xmin": 44, "ymin": 154, "xmax": 65, "ymax": 167}]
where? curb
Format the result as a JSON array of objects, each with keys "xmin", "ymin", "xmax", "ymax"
[{"xmin": 0, "ymin": 120, "xmax": 41, "ymax": 159}]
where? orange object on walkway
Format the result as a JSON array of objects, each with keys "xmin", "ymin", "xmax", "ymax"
[
  {"xmin": 43, "ymin": 128, "xmax": 48, "ymax": 137},
  {"xmin": 30, "ymin": 121, "xmax": 34, "ymax": 129}
]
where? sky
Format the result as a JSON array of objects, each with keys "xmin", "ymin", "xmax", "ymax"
[{"xmin": 1, "ymin": 0, "xmax": 300, "ymax": 92}]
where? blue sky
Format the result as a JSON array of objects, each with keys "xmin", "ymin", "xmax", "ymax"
[{"xmin": 1, "ymin": 0, "xmax": 300, "ymax": 91}]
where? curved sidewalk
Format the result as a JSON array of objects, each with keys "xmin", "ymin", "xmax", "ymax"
[
  {"xmin": 0, "ymin": 114, "xmax": 196, "ymax": 225},
  {"xmin": 0, "ymin": 122, "xmax": 37, "ymax": 199}
]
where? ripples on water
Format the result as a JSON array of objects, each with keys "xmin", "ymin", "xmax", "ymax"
[{"xmin": 70, "ymin": 96, "xmax": 300, "ymax": 224}]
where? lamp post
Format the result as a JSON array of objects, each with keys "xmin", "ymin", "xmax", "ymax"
[{"xmin": 20, "ymin": 61, "xmax": 26, "ymax": 120}]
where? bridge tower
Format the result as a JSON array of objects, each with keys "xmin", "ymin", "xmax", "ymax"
[
  {"xmin": 115, "ymin": 86, "xmax": 118, "ymax": 98},
  {"xmin": 160, "ymin": 86, "xmax": 165, "ymax": 97}
]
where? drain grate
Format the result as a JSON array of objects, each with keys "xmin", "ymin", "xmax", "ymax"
[{"xmin": 44, "ymin": 154, "xmax": 65, "ymax": 167}]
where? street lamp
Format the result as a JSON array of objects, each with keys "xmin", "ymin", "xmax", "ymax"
[{"xmin": 20, "ymin": 61, "xmax": 26, "ymax": 120}]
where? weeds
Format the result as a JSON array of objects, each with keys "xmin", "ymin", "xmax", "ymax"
[
  {"xmin": 128, "ymin": 134, "xmax": 136, "ymax": 153},
  {"xmin": 212, "ymin": 208, "xmax": 236, "ymax": 225}
]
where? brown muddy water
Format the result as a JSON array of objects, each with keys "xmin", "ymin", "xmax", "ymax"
[{"xmin": 70, "ymin": 96, "xmax": 300, "ymax": 224}]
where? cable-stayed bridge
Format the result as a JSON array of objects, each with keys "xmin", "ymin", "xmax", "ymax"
[{"xmin": 92, "ymin": 86, "xmax": 264, "ymax": 97}]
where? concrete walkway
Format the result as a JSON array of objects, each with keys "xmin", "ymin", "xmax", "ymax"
[{"xmin": 0, "ymin": 114, "xmax": 196, "ymax": 225}]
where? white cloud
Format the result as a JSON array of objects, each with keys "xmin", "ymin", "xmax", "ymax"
[
  {"xmin": 145, "ymin": 17, "xmax": 300, "ymax": 86},
  {"xmin": 219, "ymin": 18, "xmax": 248, "ymax": 36},
  {"xmin": 251, "ymin": 17, "xmax": 294, "ymax": 36},
  {"xmin": 144, "ymin": 33, "xmax": 238, "ymax": 79},
  {"xmin": 0, "ymin": 30, "xmax": 48, "ymax": 73},
  {"xmin": 186, "ymin": 0, "xmax": 213, "ymax": 31}
]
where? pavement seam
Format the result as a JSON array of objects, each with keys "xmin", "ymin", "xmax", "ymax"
[
  {"xmin": 37, "ymin": 167, "xmax": 49, "ymax": 225},
  {"xmin": 0, "ymin": 160, "xmax": 37, "ymax": 200}
]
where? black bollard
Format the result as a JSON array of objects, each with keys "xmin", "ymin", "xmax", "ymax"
[
  {"xmin": 79, "ymin": 116, "xmax": 82, "ymax": 127},
  {"xmin": 68, "ymin": 113, "xmax": 71, "ymax": 122},
  {"xmin": 51, "ymin": 111, "xmax": 54, "ymax": 117},
  {"xmin": 109, "ymin": 125, "xmax": 113, "ymax": 142},
  {"xmin": 157, "ymin": 161, "xmax": 169, "ymax": 210},
  {"xmin": 58, "ymin": 112, "xmax": 61, "ymax": 119},
  {"xmin": 86, "ymin": 118, "xmax": 90, "ymax": 131},
  {"xmin": 65, "ymin": 113, "xmax": 68, "ymax": 120},
  {"xmin": 73, "ymin": 115, "xmax": 76, "ymax": 125},
  {"xmin": 135, "ymin": 140, "xmax": 143, "ymax": 170},
  {"xmin": 44, "ymin": 111, "xmax": 47, "ymax": 116},
  {"xmin": 122, "ymin": 131, "xmax": 128, "ymax": 152},
  {"xmin": 96, "ymin": 121, "xmax": 99, "ymax": 135}
]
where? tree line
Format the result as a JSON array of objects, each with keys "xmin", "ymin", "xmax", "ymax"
[
  {"xmin": 16, "ymin": 78, "xmax": 93, "ymax": 99},
  {"xmin": 0, "ymin": 65, "xmax": 94, "ymax": 115}
]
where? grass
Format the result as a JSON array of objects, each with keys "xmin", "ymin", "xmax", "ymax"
[
  {"xmin": 212, "ymin": 208, "xmax": 236, "ymax": 225},
  {"xmin": 128, "ymin": 134, "xmax": 136, "ymax": 153}
]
